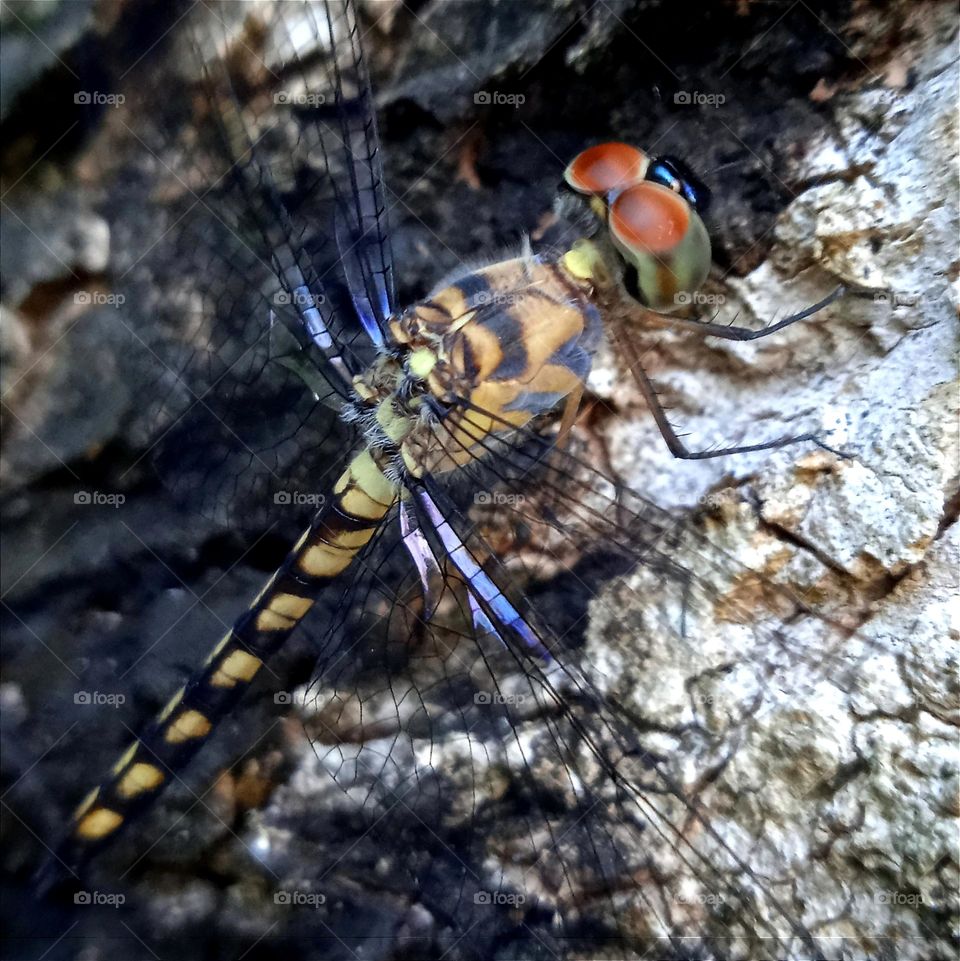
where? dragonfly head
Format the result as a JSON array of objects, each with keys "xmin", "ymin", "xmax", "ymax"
[{"xmin": 562, "ymin": 142, "xmax": 711, "ymax": 313}]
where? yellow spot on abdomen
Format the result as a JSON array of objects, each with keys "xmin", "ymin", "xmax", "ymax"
[
  {"xmin": 329, "ymin": 526, "xmax": 377, "ymax": 549},
  {"xmin": 401, "ymin": 445, "xmax": 423, "ymax": 478},
  {"xmin": 164, "ymin": 709, "xmax": 212, "ymax": 744},
  {"xmin": 375, "ymin": 399, "xmax": 410, "ymax": 443},
  {"xmin": 297, "ymin": 522, "xmax": 378, "ymax": 579},
  {"xmin": 335, "ymin": 450, "xmax": 397, "ymax": 519},
  {"xmin": 76, "ymin": 807, "xmax": 123, "ymax": 841},
  {"xmin": 299, "ymin": 541, "xmax": 357, "ymax": 577},
  {"xmin": 115, "ymin": 762, "xmax": 165, "ymax": 799},
  {"xmin": 255, "ymin": 592, "xmax": 314, "ymax": 631},
  {"xmin": 339, "ymin": 486, "xmax": 392, "ymax": 520},
  {"xmin": 430, "ymin": 285, "xmax": 469, "ymax": 319},
  {"xmin": 210, "ymin": 649, "xmax": 262, "ymax": 688}
]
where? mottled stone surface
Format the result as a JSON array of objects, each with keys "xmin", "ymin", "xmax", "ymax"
[{"xmin": 582, "ymin": 3, "xmax": 959, "ymax": 953}]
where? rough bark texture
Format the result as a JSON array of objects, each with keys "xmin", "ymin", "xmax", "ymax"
[{"xmin": 1, "ymin": 1, "xmax": 956, "ymax": 960}]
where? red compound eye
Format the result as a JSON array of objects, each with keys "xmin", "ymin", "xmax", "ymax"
[
  {"xmin": 564, "ymin": 142, "xmax": 648, "ymax": 196},
  {"xmin": 609, "ymin": 181, "xmax": 691, "ymax": 254}
]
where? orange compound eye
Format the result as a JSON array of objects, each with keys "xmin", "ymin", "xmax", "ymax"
[
  {"xmin": 564, "ymin": 142, "xmax": 648, "ymax": 196},
  {"xmin": 609, "ymin": 182, "xmax": 690, "ymax": 254},
  {"xmin": 609, "ymin": 181, "xmax": 711, "ymax": 312}
]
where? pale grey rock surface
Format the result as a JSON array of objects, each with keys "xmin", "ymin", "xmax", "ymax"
[{"xmin": 582, "ymin": 2, "xmax": 959, "ymax": 955}]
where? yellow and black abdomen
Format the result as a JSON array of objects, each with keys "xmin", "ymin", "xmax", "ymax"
[{"xmin": 54, "ymin": 450, "xmax": 396, "ymax": 873}]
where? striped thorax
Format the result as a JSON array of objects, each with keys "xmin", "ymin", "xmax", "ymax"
[{"xmin": 347, "ymin": 253, "xmax": 603, "ymax": 480}]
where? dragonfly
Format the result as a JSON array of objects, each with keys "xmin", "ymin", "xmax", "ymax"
[{"xmin": 35, "ymin": 1, "xmax": 903, "ymax": 957}]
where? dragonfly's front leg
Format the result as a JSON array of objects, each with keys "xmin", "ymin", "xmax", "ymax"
[
  {"xmin": 658, "ymin": 284, "xmax": 845, "ymax": 341},
  {"xmin": 612, "ymin": 303, "xmax": 846, "ymax": 461}
]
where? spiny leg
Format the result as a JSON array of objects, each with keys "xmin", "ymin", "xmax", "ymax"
[
  {"xmin": 662, "ymin": 285, "xmax": 844, "ymax": 342},
  {"xmin": 612, "ymin": 315, "xmax": 844, "ymax": 461}
]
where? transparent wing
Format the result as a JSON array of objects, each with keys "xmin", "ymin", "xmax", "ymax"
[
  {"xmin": 316, "ymin": 0, "xmax": 397, "ymax": 337},
  {"xmin": 105, "ymin": 0, "xmax": 395, "ymax": 529},
  {"xmin": 248, "ymin": 408, "xmax": 930, "ymax": 958},
  {"xmin": 116, "ymin": 203, "xmax": 354, "ymax": 532}
]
